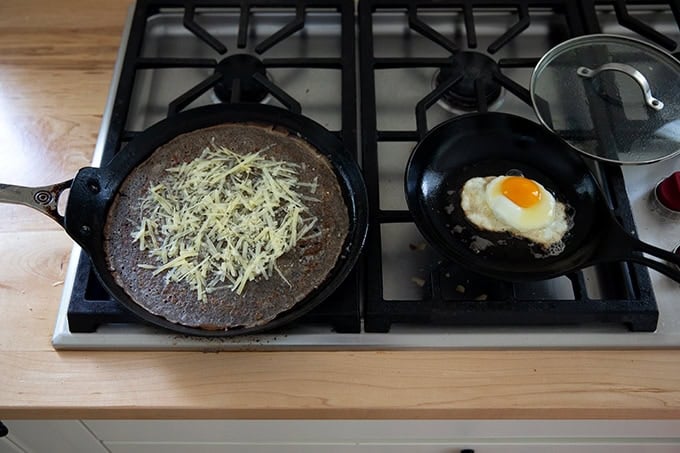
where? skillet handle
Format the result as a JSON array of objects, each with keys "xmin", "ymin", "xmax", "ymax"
[
  {"xmin": 598, "ymin": 217, "xmax": 680, "ymax": 284},
  {"xmin": 622, "ymin": 237, "xmax": 680, "ymax": 284},
  {"xmin": 0, "ymin": 180, "xmax": 73, "ymax": 227}
]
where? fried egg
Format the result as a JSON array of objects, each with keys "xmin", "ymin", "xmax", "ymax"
[
  {"xmin": 486, "ymin": 175, "xmax": 555, "ymax": 231},
  {"xmin": 460, "ymin": 175, "xmax": 570, "ymax": 248}
]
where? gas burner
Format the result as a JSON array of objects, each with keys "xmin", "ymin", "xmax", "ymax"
[
  {"xmin": 434, "ymin": 51, "xmax": 503, "ymax": 112},
  {"xmin": 213, "ymin": 54, "xmax": 270, "ymax": 103}
]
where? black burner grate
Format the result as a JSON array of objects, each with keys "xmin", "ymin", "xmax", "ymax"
[
  {"xmin": 67, "ymin": 0, "xmax": 360, "ymax": 333},
  {"xmin": 580, "ymin": 0, "xmax": 680, "ymax": 53},
  {"xmin": 68, "ymin": 0, "xmax": 671, "ymax": 335},
  {"xmin": 358, "ymin": 0, "xmax": 660, "ymax": 332}
]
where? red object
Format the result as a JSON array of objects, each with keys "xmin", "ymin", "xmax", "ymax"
[{"xmin": 656, "ymin": 171, "xmax": 680, "ymax": 212}]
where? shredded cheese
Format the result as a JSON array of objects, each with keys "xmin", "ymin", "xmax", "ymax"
[{"xmin": 131, "ymin": 144, "xmax": 319, "ymax": 302}]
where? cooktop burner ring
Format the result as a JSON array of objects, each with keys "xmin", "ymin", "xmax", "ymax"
[
  {"xmin": 433, "ymin": 51, "xmax": 504, "ymax": 112},
  {"xmin": 213, "ymin": 53, "xmax": 273, "ymax": 104}
]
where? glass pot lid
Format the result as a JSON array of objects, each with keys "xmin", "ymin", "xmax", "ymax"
[{"xmin": 530, "ymin": 34, "xmax": 680, "ymax": 165}]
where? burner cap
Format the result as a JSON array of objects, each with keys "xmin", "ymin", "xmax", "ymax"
[
  {"xmin": 436, "ymin": 51, "xmax": 501, "ymax": 110},
  {"xmin": 214, "ymin": 54, "xmax": 269, "ymax": 103}
]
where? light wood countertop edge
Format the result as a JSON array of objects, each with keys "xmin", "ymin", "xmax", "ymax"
[{"xmin": 3, "ymin": 349, "xmax": 680, "ymax": 419}]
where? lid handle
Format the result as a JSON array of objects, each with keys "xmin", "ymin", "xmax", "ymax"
[{"xmin": 576, "ymin": 63, "xmax": 664, "ymax": 111}]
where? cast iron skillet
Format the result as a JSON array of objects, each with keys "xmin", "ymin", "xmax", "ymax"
[
  {"xmin": 405, "ymin": 112, "xmax": 680, "ymax": 283},
  {"xmin": 0, "ymin": 104, "xmax": 368, "ymax": 336}
]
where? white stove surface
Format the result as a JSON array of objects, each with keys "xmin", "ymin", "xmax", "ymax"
[{"xmin": 53, "ymin": 3, "xmax": 680, "ymax": 350}]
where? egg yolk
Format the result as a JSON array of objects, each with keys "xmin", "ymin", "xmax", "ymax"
[{"xmin": 501, "ymin": 176, "xmax": 541, "ymax": 208}]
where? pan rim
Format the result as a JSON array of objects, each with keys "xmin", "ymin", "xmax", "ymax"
[
  {"xmin": 66, "ymin": 104, "xmax": 368, "ymax": 337},
  {"xmin": 404, "ymin": 111, "xmax": 604, "ymax": 282}
]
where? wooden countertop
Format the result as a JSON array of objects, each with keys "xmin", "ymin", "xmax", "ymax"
[{"xmin": 2, "ymin": 0, "xmax": 680, "ymax": 420}]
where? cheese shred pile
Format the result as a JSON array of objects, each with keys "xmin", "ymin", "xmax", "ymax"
[{"xmin": 131, "ymin": 143, "xmax": 319, "ymax": 302}]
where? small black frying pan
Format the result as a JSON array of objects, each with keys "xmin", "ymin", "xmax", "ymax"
[
  {"xmin": 405, "ymin": 112, "xmax": 680, "ymax": 283},
  {"xmin": 0, "ymin": 104, "xmax": 368, "ymax": 336}
]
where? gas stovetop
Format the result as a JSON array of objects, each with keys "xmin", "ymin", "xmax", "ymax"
[{"xmin": 53, "ymin": 0, "xmax": 680, "ymax": 350}]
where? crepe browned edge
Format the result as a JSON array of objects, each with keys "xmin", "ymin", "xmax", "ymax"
[{"xmin": 103, "ymin": 123, "xmax": 349, "ymax": 331}]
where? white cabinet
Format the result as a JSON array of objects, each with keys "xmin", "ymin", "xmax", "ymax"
[
  {"xmin": 2, "ymin": 421, "xmax": 106, "ymax": 453},
  {"xmin": 4, "ymin": 420, "xmax": 680, "ymax": 453},
  {"xmin": 101, "ymin": 445, "xmax": 680, "ymax": 453},
  {"xmin": 0, "ymin": 437, "xmax": 25, "ymax": 453}
]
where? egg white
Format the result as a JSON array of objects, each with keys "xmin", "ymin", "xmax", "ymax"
[{"xmin": 459, "ymin": 176, "xmax": 570, "ymax": 247}]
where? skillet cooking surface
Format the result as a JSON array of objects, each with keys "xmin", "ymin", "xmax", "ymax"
[
  {"xmin": 405, "ymin": 112, "xmax": 606, "ymax": 281},
  {"xmin": 104, "ymin": 123, "xmax": 349, "ymax": 330}
]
